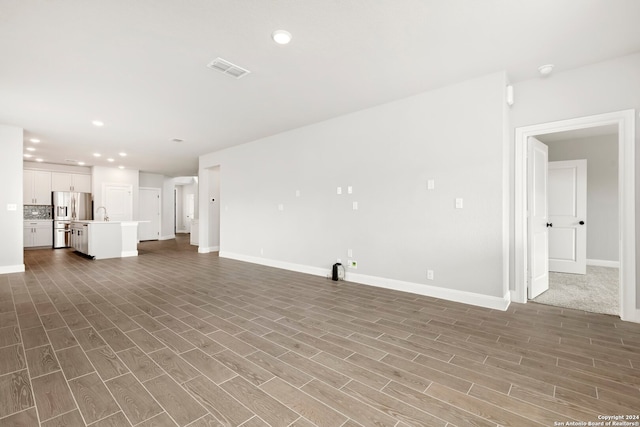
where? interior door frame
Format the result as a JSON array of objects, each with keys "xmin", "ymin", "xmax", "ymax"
[{"xmin": 514, "ymin": 109, "xmax": 636, "ymax": 322}]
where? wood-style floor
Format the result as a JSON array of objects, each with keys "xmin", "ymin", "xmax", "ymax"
[{"xmin": 1, "ymin": 235, "xmax": 639, "ymax": 426}]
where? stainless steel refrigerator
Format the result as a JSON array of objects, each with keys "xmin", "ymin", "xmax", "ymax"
[{"xmin": 53, "ymin": 192, "xmax": 92, "ymax": 248}]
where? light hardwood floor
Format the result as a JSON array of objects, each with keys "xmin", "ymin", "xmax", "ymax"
[{"xmin": 1, "ymin": 235, "xmax": 639, "ymax": 426}]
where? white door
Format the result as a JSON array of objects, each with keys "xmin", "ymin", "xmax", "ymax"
[
  {"xmin": 103, "ymin": 184, "xmax": 133, "ymax": 221},
  {"xmin": 185, "ymin": 193, "xmax": 195, "ymax": 229},
  {"xmin": 548, "ymin": 160, "xmax": 587, "ymax": 274},
  {"xmin": 139, "ymin": 188, "xmax": 161, "ymax": 241},
  {"xmin": 528, "ymin": 137, "xmax": 550, "ymax": 299}
]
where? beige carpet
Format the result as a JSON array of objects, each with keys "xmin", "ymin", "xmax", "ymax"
[{"xmin": 532, "ymin": 266, "xmax": 619, "ymax": 315}]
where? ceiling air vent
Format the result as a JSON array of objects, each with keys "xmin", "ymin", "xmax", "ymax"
[{"xmin": 206, "ymin": 57, "xmax": 250, "ymax": 79}]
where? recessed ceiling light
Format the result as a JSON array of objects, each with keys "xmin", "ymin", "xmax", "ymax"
[
  {"xmin": 538, "ymin": 64, "xmax": 554, "ymax": 77},
  {"xmin": 118, "ymin": 152, "xmax": 127, "ymax": 157},
  {"xmin": 26, "ymin": 147, "xmax": 36, "ymax": 151},
  {"xmin": 93, "ymin": 153, "xmax": 101, "ymax": 157},
  {"xmin": 272, "ymin": 30, "xmax": 292, "ymax": 45},
  {"xmin": 92, "ymin": 120, "xmax": 104, "ymax": 127},
  {"xmin": 78, "ymin": 161, "xmax": 85, "ymax": 166},
  {"xmin": 118, "ymin": 165, "xmax": 125, "ymax": 169},
  {"xmin": 35, "ymin": 158, "xmax": 43, "ymax": 162},
  {"xmin": 107, "ymin": 158, "xmax": 114, "ymax": 162},
  {"xmin": 30, "ymin": 138, "xmax": 40, "ymax": 143},
  {"xmin": 24, "ymin": 154, "xmax": 32, "ymax": 158}
]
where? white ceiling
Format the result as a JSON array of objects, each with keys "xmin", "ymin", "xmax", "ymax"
[{"xmin": 1, "ymin": 0, "xmax": 639, "ymax": 176}]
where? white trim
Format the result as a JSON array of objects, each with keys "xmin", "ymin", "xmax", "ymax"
[
  {"xmin": 626, "ymin": 309, "xmax": 640, "ymax": 323},
  {"xmin": 120, "ymin": 250, "xmax": 138, "ymax": 258},
  {"xmin": 197, "ymin": 246, "xmax": 219, "ymax": 254},
  {"xmin": 219, "ymin": 251, "xmax": 328, "ymax": 277},
  {"xmin": 514, "ymin": 109, "xmax": 636, "ymax": 322},
  {"xmin": 220, "ymin": 252, "xmax": 511, "ymax": 311},
  {"xmin": 0, "ymin": 264, "xmax": 25, "ymax": 274},
  {"xmin": 347, "ymin": 272, "xmax": 511, "ymax": 311},
  {"xmin": 586, "ymin": 259, "xmax": 620, "ymax": 268},
  {"xmin": 159, "ymin": 234, "xmax": 175, "ymax": 240}
]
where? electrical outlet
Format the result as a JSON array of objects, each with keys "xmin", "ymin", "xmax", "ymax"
[
  {"xmin": 337, "ymin": 187, "xmax": 342, "ymax": 195},
  {"xmin": 278, "ymin": 204, "xmax": 284, "ymax": 211},
  {"xmin": 427, "ymin": 179, "xmax": 435, "ymax": 190},
  {"xmin": 260, "ymin": 248, "xmax": 264, "ymax": 255},
  {"xmin": 347, "ymin": 186, "xmax": 353, "ymax": 194},
  {"xmin": 336, "ymin": 258, "xmax": 341, "ymax": 264},
  {"xmin": 427, "ymin": 270, "xmax": 434, "ymax": 280},
  {"xmin": 295, "ymin": 190, "xmax": 300, "ymax": 197},
  {"xmin": 352, "ymin": 201, "xmax": 358, "ymax": 210},
  {"xmin": 349, "ymin": 260, "xmax": 357, "ymax": 269},
  {"xmin": 347, "ymin": 249, "xmax": 353, "ymax": 257}
]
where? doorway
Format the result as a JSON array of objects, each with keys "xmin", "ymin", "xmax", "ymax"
[
  {"xmin": 530, "ymin": 129, "xmax": 619, "ymax": 315},
  {"xmin": 514, "ymin": 110, "xmax": 636, "ymax": 322}
]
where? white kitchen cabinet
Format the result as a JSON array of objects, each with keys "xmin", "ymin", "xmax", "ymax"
[
  {"xmin": 51, "ymin": 172, "xmax": 91, "ymax": 193},
  {"xmin": 23, "ymin": 170, "xmax": 52, "ymax": 205},
  {"xmin": 24, "ymin": 221, "xmax": 53, "ymax": 248}
]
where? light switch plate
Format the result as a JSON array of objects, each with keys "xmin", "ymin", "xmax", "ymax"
[
  {"xmin": 455, "ymin": 198, "xmax": 463, "ymax": 209},
  {"xmin": 278, "ymin": 204, "xmax": 284, "ymax": 211},
  {"xmin": 352, "ymin": 201, "xmax": 358, "ymax": 210},
  {"xmin": 295, "ymin": 190, "xmax": 300, "ymax": 197},
  {"xmin": 7, "ymin": 204, "xmax": 17, "ymax": 211},
  {"xmin": 337, "ymin": 187, "xmax": 342, "ymax": 195},
  {"xmin": 427, "ymin": 179, "xmax": 435, "ymax": 190},
  {"xmin": 347, "ymin": 186, "xmax": 353, "ymax": 194}
]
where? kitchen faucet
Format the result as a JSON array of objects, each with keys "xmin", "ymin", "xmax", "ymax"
[{"xmin": 96, "ymin": 206, "xmax": 109, "ymax": 221}]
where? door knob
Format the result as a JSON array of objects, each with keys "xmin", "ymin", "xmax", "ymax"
[
  {"xmin": 546, "ymin": 223, "xmax": 553, "ymax": 227},
  {"xmin": 579, "ymin": 220, "xmax": 585, "ymax": 225}
]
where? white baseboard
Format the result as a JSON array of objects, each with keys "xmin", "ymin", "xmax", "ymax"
[
  {"xmin": 198, "ymin": 246, "xmax": 219, "ymax": 254},
  {"xmin": 587, "ymin": 259, "xmax": 620, "ymax": 268},
  {"xmin": 0, "ymin": 264, "xmax": 25, "ymax": 275},
  {"xmin": 219, "ymin": 252, "xmax": 510, "ymax": 311},
  {"xmin": 219, "ymin": 252, "xmax": 328, "ymax": 277},
  {"xmin": 347, "ymin": 272, "xmax": 511, "ymax": 311},
  {"xmin": 121, "ymin": 251, "xmax": 138, "ymax": 258},
  {"xmin": 159, "ymin": 235, "xmax": 175, "ymax": 241}
]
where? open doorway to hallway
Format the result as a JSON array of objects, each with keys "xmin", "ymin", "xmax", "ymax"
[{"xmin": 531, "ymin": 125, "xmax": 619, "ymax": 315}]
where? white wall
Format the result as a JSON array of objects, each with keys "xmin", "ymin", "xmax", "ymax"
[
  {"xmin": 92, "ymin": 166, "xmax": 139, "ymax": 220},
  {"xmin": 547, "ymin": 135, "xmax": 618, "ymax": 262},
  {"xmin": 200, "ymin": 72, "xmax": 510, "ymax": 308},
  {"xmin": 0, "ymin": 125, "xmax": 24, "ymax": 274},
  {"xmin": 139, "ymin": 172, "xmax": 164, "ymax": 188},
  {"xmin": 510, "ymin": 52, "xmax": 639, "ymax": 307}
]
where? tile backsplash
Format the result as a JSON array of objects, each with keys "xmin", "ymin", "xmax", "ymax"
[{"xmin": 24, "ymin": 205, "xmax": 52, "ymax": 219}]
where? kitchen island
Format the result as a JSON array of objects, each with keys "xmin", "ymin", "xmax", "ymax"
[{"xmin": 70, "ymin": 220, "xmax": 141, "ymax": 259}]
